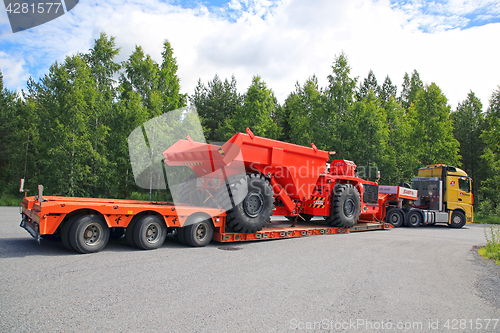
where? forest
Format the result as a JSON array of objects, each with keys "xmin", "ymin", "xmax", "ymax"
[{"xmin": 0, "ymin": 33, "xmax": 499, "ymax": 221}]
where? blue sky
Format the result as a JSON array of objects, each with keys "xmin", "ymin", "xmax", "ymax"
[{"xmin": 1, "ymin": 0, "xmax": 499, "ymax": 109}]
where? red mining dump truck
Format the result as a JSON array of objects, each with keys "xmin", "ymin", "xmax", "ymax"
[{"xmin": 20, "ymin": 129, "xmax": 415, "ymax": 254}]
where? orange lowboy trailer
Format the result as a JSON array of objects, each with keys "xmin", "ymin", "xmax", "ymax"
[{"xmin": 20, "ymin": 193, "xmax": 394, "ymax": 254}]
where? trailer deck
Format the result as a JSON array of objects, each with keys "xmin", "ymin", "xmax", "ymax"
[{"xmin": 213, "ymin": 220, "xmax": 393, "ymax": 243}]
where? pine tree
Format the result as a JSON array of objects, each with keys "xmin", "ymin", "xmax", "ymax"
[
  {"xmin": 451, "ymin": 91, "xmax": 485, "ymax": 201},
  {"xmin": 412, "ymin": 83, "xmax": 460, "ymax": 167},
  {"xmin": 357, "ymin": 70, "xmax": 380, "ymax": 101},
  {"xmin": 284, "ymin": 76, "xmax": 326, "ymax": 148},
  {"xmin": 400, "ymin": 70, "xmax": 423, "ymax": 110},
  {"xmin": 159, "ymin": 40, "xmax": 186, "ymax": 111},
  {"xmin": 325, "ymin": 53, "xmax": 357, "ymax": 155},
  {"xmin": 341, "ymin": 91, "xmax": 390, "ymax": 181},
  {"xmin": 480, "ymin": 87, "xmax": 500, "ymax": 216},
  {"xmin": 28, "ymin": 55, "xmax": 105, "ymax": 196},
  {"xmin": 229, "ymin": 75, "xmax": 279, "ymax": 140},
  {"xmin": 190, "ymin": 75, "xmax": 242, "ymax": 142},
  {"xmin": 379, "ymin": 75, "xmax": 397, "ymax": 107},
  {"xmin": 84, "ymin": 33, "xmax": 121, "ymax": 197},
  {"xmin": 0, "ymin": 70, "xmax": 18, "ymax": 191}
]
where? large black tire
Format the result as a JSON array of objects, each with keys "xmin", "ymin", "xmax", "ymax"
[
  {"xmin": 125, "ymin": 215, "xmax": 140, "ymax": 248},
  {"xmin": 406, "ymin": 209, "xmax": 422, "ymax": 227},
  {"xmin": 177, "ymin": 176, "xmax": 218, "ymax": 208},
  {"xmin": 221, "ymin": 173, "xmax": 275, "ymax": 233},
  {"xmin": 325, "ymin": 184, "xmax": 361, "ymax": 228},
  {"xmin": 176, "ymin": 227, "xmax": 187, "ymax": 245},
  {"xmin": 132, "ymin": 215, "xmax": 167, "ymax": 250},
  {"xmin": 449, "ymin": 210, "xmax": 466, "ymax": 228},
  {"xmin": 183, "ymin": 215, "xmax": 214, "ymax": 247},
  {"xmin": 386, "ymin": 208, "xmax": 405, "ymax": 228},
  {"xmin": 68, "ymin": 215, "xmax": 110, "ymax": 254},
  {"xmin": 61, "ymin": 215, "xmax": 81, "ymax": 251}
]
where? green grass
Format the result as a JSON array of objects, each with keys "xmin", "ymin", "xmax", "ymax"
[
  {"xmin": 0, "ymin": 194, "xmax": 22, "ymax": 206},
  {"xmin": 475, "ymin": 215, "xmax": 500, "ymax": 225},
  {"xmin": 478, "ymin": 225, "xmax": 500, "ymax": 265}
]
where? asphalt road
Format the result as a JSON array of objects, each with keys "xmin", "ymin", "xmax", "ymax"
[{"xmin": 1, "ymin": 206, "xmax": 499, "ymax": 332}]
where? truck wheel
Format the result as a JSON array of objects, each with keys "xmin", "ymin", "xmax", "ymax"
[
  {"xmin": 132, "ymin": 215, "xmax": 167, "ymax": 250},
  {"xmin": 406, "ymin": 210, "xmax": 422, "ymax": 227},
  {"xmin": 184, "ymin": 216, "xmax": 214, "ymax": 247},
  {"xmin": 68, "ymin": 215, "xmax": 109, "ymax": 254},
  {"xmin": 450, "ymin": 211, "xmax": 466, "ymax": 228},
  {"xmin": 325, "ymin": 184, "xmax": 361, "ymax": 228},
  {"xmin": 224, "ymin": 173, "xmax": 275, "ymax": 233},
  {"xmin": 386, "ymin": 208, "xmax": 404, "ymax": 228}
]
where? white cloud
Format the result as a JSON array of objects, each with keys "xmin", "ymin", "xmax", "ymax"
[
  {"xmin": 0, "ymin": 51, "xmax": 30, "ymax": 90},
  {"xmin": 0, "ymin": 0, "xmax": 499, "ymax": 110}
]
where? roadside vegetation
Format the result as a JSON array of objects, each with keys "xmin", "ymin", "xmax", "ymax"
[
  {"xmin": 479, "ymin": 226, "xmax": 500, "ymax": 264},
  {"xmin": 0, "ymin": 194, "xmax": 20, "ymax": 206}
]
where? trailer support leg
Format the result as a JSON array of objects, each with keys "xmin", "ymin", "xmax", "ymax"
[{"xmin": 270, "ymin": 176, "xmax": 296, "ymax": 214}]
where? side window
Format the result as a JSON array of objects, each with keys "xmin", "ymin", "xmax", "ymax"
[{"xmin": 459, "ymin": 178, "xmax": 470, "ymax": 193}]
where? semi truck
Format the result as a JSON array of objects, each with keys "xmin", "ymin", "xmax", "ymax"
[
  {"xmin": 19, "ymin": 123, "xmax": 472, "ymax": 254},
  {"xmin": 408, "ymin": 164, "xmax": 473, "ymax": 227}
]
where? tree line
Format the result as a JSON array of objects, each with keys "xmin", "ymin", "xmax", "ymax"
[{"xmin": 0, "ymin": 33, "xmax": 499, "ymax": 218}]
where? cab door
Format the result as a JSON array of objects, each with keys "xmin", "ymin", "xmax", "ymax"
[{"xmin": 445, "ymin": 175, "xmax": 473, "ymax": 222}]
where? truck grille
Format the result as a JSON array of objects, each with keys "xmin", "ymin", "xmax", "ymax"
[{"xmin": 363, "ymin": 184, "xmax": 379, "ymax": 204}]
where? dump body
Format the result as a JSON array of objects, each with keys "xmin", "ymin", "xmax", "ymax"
[
  {"xmin": 224, "ymin": 130, "xmax": 331, "ymax": 202},
  {"xmin": 164, "ymin": 129, "xmax": 333, "ymax": 215}
]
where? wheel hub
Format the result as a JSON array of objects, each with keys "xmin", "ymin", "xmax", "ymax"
[
  {"xmin": 343, "ymin": 198, "xmax": 355, "ymax": 218},
  {"xmin": 196, "ymin": 223, "xmax": 208, "ymax": 241},
  {"xmin": 244, "ymin": 192, "xmax": 264, "ymax": 218},
  {"xmin": 83, "ymin": 224, "xmax": 101, "ymax": 246},
  {"xmin": 146, "ymin": 224, "xmax": 159, "ymax": 243}
]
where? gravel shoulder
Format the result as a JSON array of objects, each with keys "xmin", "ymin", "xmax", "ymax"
[{"xmin": 1, "ymin": 206, "xmax": 499, "ymax": 332}]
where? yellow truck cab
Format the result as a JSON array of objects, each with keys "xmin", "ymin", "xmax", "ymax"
[{"xmin": 412, "ymin": 165, "xmax": 473, "ymax": 227}]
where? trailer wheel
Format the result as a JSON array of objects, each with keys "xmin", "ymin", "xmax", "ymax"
[
  {"xmin": 184, "ymin": 216, "xmax": 214, "ymax": 247},
  {"xmin": 325, "ymin": 184, "xmax": 361, "ymax": 228},
  {"xmin": 386, "ymin": 208, "xmax": 405, "ymax": 228},
  {"xmin": 449, "ymin": 210, "xmax": 466, "ymax": 228},
  {"xmin": 176, "ymin": 227, "xmax": 187, "ymax": 245},
  {"xmin": 224, "ymin": 173, "xmax": 275, "ymax": 233},
  {"xmin": 125, "ymin": 216, "xmax": 140, "ymax": 248},
  {"xmin": 68, "ymin": 215, "xmax": 109, "ymax": 254},
  {"xmin": 132, "ymin": 215, "xmax": 167, "ymax": 250},
  {"xmin": 406, "ymin": 210, "xmax": 422, "ymax": 227},
  {"xmin": 61, "ymin": 215, "xmax": 81, "ymax": 251}
]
